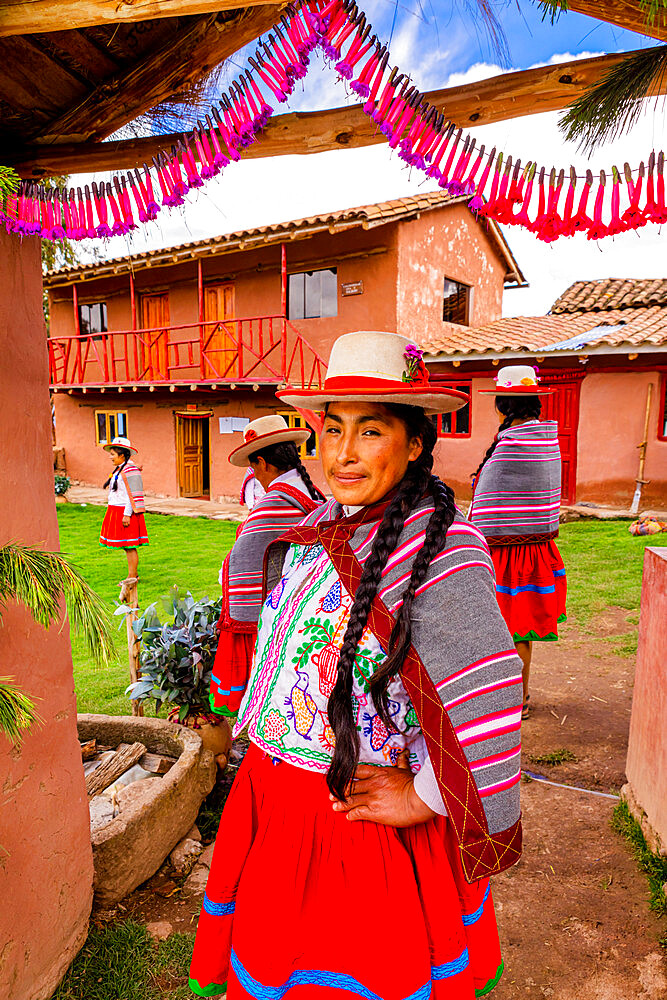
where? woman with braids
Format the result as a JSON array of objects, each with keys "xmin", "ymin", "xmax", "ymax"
[
  {"xmin": 190, "ymin": 333, "xmax": 523, "ymax": 1000},
  {"xmin": 99, "ymin": 435, "xmax": 148, "ymax": 582},
  {"xmin": 210, "ymin": 415, "xmax": 325, "ymax": 719},
  {"xmin": 469, "ymin": 366, "xmax": 567, "ymax": 720}
]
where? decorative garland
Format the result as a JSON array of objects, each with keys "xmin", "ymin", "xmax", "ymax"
[{"xmin": 3, "ymin": 0, "xmax": 666, "ymax": 245}]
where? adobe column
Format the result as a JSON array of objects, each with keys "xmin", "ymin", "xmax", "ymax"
[{"xmin": 0, "ymin": 229, "xmax": 93, "ymax": 999}]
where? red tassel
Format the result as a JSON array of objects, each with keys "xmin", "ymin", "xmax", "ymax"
[
  {"xmin": 606, "ymin": 166, "xmax": 624, "ymax": 236},
  {"xmin": 559, "ymin": 168, "xmax": 578, "ymax": 236},
  {"xmin": 469, "ymin": 146, "xmax": 497, "ymax": 213},
  {"xmin": 621, "ymin": 162, "xmax": 646, "ymax": 230},
  {"xmin": 587, "ymin": 170, "xmax": 607, "ymax": 240},
  {"xmin": 511, "ymin": 164, "xmax": 536, "ymax": 228}
]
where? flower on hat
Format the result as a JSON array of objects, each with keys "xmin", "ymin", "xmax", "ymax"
[
  {"xmin": 520, "ymin": 377, "xmax": 536, "ymax": 386},
  {"xmin": 245, "ymin": 429, "xmax": 258, "ymax": 441},
  {"xmin": 402, "ymin": 344, "xmax": 429, "ymax": 386}
]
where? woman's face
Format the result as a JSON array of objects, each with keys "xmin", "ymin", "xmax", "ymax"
[
  {"xmin": 320, "ymin": 402, "xmax": 423, "ymax": 507},
  {"xmin": 109, "ymin": 448, "xmax": 126, "ymax": 467}
]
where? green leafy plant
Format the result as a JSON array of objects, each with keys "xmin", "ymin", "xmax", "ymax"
[
  {"xmin": 0, "ymin": 677, "xmax": 41, "ymax": 746},
  {"xmin": 0, "ymin": 165, "xmax": 19, "ymax": 213},
  {"xmin": 127, "ymin": 587, "xmax": 222, "ymax": 722},
  {"xmin": 0, "ymin": 543, "xmax": 115, "ymax": 667},
  {"xmin": 612, "ymin": 800, "xmax": 667, "ymax": 913},
  {"xmin": 530, "ymin": 747, "xmax": 578, "ymax": 766},
  {"xmin": 55, "ymin": 474, "xmax": 71, "ymax": 497}
]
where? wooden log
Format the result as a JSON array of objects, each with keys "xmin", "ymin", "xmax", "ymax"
[
  {"xmin": 0, "ymin": 0, "xmax": 279, "ymax": 37},
  {"xmin": 30, "ymin": 6, "xmax": 283, "ymax": 144},
  {"xmin": 567, "ymin": 1, "xmax": 667, "ymax": 42},
  {"xmin": 119, "ymin": 577, "xmax": 143, "ymax": 718},
  {"xmin": 11, "ymin": 48, "xmax": 662, "ymax": 178},
  {"xmin": 85, "ymin": 741, "xmax": 146, "ymax": 798},
  {"xmin": 117, "ymin": 744, "xmax": 176, "ymax": 775},
  {"xmin": 80, "ymin": 738, "xmax": 97, "ymax": 761}
]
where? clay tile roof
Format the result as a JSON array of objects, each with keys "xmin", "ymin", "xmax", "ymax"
[
  {"xmin": 419, "ymin": 305, "xmax": 667, "ymax": 357},
  {"xmin": 44, "ymin": 190, "xmax": 524, "ymax": 287},
  {"xmin": 551, "ymin": 277, "xmax": 667, "ymax": 314}
]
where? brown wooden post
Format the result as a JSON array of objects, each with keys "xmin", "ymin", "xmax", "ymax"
[
  {"xmin": 130, "ymin": 270, "xmax": 136, "ymax": 330},
  {"xmin": 281, "ymin": 243, "xmax": 287, "ymax": 377},
  {"xmin": 198, "ymin": 257, "xmax": 204, "ymax": 379},
  {"xmin": 119, "ymin": 577, "xmax": 143, "ymax": 717}
]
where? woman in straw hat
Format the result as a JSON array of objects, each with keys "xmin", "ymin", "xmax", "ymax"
[
  {"xmin": 469, "ymin": 367, "xmax": 567, "ymax": 719},
  {"xmin": 210, "ymin": 415, "xmax": 325, "ymax": 720},
  {"xmin": 99, "ymin": 435, "xmax": 148, "ymax": 582},
  {"xmin": 190, "ymin": 332, "xmax": 523, "ymax": 1000}
]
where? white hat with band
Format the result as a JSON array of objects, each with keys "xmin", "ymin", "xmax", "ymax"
[
  {"xmin": 103, "ymin": 436, "xmax": 138, "ymax": 453},
  {"xmin": 276, "ymin": 331, "xmax": 468, "ymax": 414},
  {"xmin": 228, "ymin": 414, "xmax": 311, "ymax": 467},
  {"xmin": 478, "ymin": 364, "xmax": 554, "ymax": 396}
]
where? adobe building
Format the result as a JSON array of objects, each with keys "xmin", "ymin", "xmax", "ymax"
[
  {"xmin": 46, "ymin": 191, "xmax": 524, "ymax": 499},
  {"xmin": 423, "ymin": 278, "xmax": 667, "ymax": 507}
]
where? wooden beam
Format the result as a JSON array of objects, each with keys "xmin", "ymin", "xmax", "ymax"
[
  {"xmin": 0, "ymin": 0, "xmax": 278, "ymax": 37},
  {"xmin": 31, "ymin": 7, "xmax": 283, "ymax": 144},
  {"xmin": 11, "ymin": 48, "xmax": 661, "ymax": 177},
  {"xmin": 567, "ymin": 1, "xmax": 667, "ymax": 42}
]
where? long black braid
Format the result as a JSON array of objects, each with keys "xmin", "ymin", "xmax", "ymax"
[
  {"xmin": 103, "ymin": 447, "xmax": 131, "ymax": 490},
  {"xmin": 471, "ymin": 395, "xmax": 542, "ymax": 483},
  {"xmin": 326, "ymin": 404, "xmax": 457, "ymax": 800},
  {"xmin": 248, "ymin": 440, "xmax": 325, "ymax": 502}
]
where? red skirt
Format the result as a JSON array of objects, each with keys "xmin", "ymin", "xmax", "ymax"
[
  {"xmin": 189, "ymin": 745, "xmax": 503, "ymax": 999},
  {"xmin": 490, "ymin": 539, "xmax": 566, "ymax": 642},
  {"xmin": 99, "ymin": 506, "xmax": 148, "ymax": 548},
  {"xmin": 210, "ymin": 624, "xmax": 256, "ymax": 717}
]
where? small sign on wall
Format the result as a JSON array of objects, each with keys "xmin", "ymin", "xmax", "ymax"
[
  {"xmin": 219, "ymin": 417, "xmax": 249, "ymax": 434},
  {"xmin": 341, "ymin": 280, "xmax": 363, "ymax": 296}
]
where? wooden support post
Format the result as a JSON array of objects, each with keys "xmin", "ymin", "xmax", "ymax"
[
  {"xmin": 281, "ymin": 244, "xmax": 287, "ymax": 378},
  {"xmin": 198, "ymin": 258, "xmax": 205, "ymax": 379},
  {"xmin": 130, "ymin": 271, "xmax": 136, "ymax": 331},
  {"xmin": 629, "ymin": 382, "xmax": 654, "ymax": 515},
  {"xmin": 119, "ymin": 577, "xmax": 143, "ymax": 717}
]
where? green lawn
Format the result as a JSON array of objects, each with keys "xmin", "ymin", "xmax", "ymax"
[
  {"xmin": 57, "ymin": 503, "xmax": 236, "ymax": 716},
  {"xmin": 57, "ymin": 504, "xmax": 667, "ymax": 715}
]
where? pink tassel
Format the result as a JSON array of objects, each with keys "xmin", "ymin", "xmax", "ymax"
[
  {"xmin": 559, "ymin": 168, "xmax": 578, "ymax": 236},
  {"xmin": 535, "ymin": 168, "xmax": 565, "ymax": 242},
  {"xmin": 128, "ymin": 173, "xmax": 148, "ymax": 223},
  {"xmin": 606, "ymin": 166, "xmax": 624, "ymax": 236},
  {"xmin": 426, "ymin": 124, "xmax": 456, "ymax": 181},
  {"xmin": 571, "ymin": 170, "xmax": 594, "ymax": 232},
  {"xmin": 181, "ymin": 137, "xmax": 203, "ymax": 188},
  {"xmin": 586, "ymin": 170, "xmax": 608, "ymax": 240},
  {"xmin": 621, "ymin": 162, "xmax": 646, "ymax": 230},
  {"xmin": 362, "ymin": 50, "xmax": 388, "ymax": 113},
  {"xmin": 371, "ymin": 67, "xmax": 401, "ymax": 124},
  {"xmin": 510, "ymin": 163, "xmax": 536, "ymax": 228},
  {"xmin": 212, "ymin": 108, "xmax": 241, "ymax": 162}
]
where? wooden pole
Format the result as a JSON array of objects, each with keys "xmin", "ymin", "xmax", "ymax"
[
  {"xmin": 198, "ymin": 258, "xmax": 204, "ymax": 379},
  {"xmin": 119, "ymin": 577, "xmax": 143, "ymax": 717},
  {"xmin": 629, "ymin": 382, "xmax": 654, "ymax": 515},
  {"xmin": 130, "ymin": 271, "xmax": 136, "ymax": 331}
]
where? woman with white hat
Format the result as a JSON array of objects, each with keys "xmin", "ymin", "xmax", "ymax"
[
  {"xmin": 469, "ymin": 366, "xmax": 567, "ymax": 719},
  {"xmin": 99, "ymin": 436, "xmax": 148, "ymax": 582},
  {"xmin": 190, "ymin": 332, "xmax": 523, "ymax": 1000},
  {"xmin": 209, "ymin": 415, "xmax": 325, "ymax": 719}
]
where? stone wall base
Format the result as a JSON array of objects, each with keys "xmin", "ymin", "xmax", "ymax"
[{"xmin": 621, "ymin": 782, "xmax": 666, "ymax": 857}]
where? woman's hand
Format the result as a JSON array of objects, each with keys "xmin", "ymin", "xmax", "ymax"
[
  {"xmin": 330, "ymin": 756, "xmax": 437, "ymax": 828},
  {"xmin": 122, "ymin": 515, "xmax": 131, "ymax": 527}
]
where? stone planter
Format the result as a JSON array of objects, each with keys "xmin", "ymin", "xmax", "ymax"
[{"xmin": 78, "ymin": 714, "xmax": 216, "ymax": 906}]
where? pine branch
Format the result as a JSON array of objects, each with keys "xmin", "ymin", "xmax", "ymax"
[
  {"xmin": 0, "ymin": 544, "xmax": 116, "ymax": 667},
  {"xmin": 0, "ymin": 165, "xmax": 19, "ymax": 212},
  {"xmin": 464, "ymin": 1, "xmax": 510, "ymax": 66},
  {"xmin": 0, "ymin": 678, "xmax": 41, "ymax": 746},
  {"xmin": 537, "ymin": 0, "xmax": 569, "ymax": 25},
  {"xmin": 559, "ymin": 45, "xmax": 667, "ymax": 152}
]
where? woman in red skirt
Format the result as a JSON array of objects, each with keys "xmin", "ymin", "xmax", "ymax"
[
  {"xmin": 210, "ymin": 415, "xmax": 325, "ymax": 720},
  {"xmin": 469, "ymin": 365, "xmax": 567, "ymax": 718},
  {"xmin": 190, "ymin": 332, "xmax": 523, "ymax": 1000},
  {"xmin": 99, "ymin": 436, "xmax": 148, "ymax": 582}
]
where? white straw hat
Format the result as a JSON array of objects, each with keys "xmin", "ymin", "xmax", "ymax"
[
  {"xmin": 479, "ymin": 365, "xmax": 554, "ymax": 396},
  {"xmin": 228, "ymin": 415, "xmax": 311, "ymax": 467},
  {"xmin": 277, "ymin": 331, "xmax": 468, "ymax": 414},
  {"xmin": 103, "ymin": 436, "xmax": 137, "ymax": 453}
]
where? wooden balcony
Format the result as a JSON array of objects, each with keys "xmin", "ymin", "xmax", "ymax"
[{"xmin": 48, "ymin": 316, "xmax": 326, "ymax": 391}]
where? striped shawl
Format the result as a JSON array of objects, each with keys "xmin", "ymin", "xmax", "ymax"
[
  {"xmin": 267, "ymin": 496, "xmax": 523, "ymax": 880},
  {"xmin": 119, "ymin": 461, "xmax": 145, "ymax": 514},
  {"xmin": 223, "ymin": 472, "xmax": 322, "ymax": 628},
  {"xmin": 469, "ymin": 420, "xmax": 561, "ymax": 544}
]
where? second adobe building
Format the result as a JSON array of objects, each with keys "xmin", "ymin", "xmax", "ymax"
[{"xmin": 45, "ymin": 192, "xmax": 667, "ymax": 508}]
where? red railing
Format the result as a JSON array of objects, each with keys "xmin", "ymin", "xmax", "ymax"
[{"xmin": 48, "ymin": 316, "xmax": 326, "ymax": 390}]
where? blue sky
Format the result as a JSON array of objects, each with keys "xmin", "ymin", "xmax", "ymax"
[{"xmin": 75, "ymin": 2, "xmax": 666, "ymax": 315}]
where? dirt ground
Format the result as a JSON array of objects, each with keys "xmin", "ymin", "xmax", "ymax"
[{"xmin": 109, "ymin": 610, "xmax": 667, "ymax": 998}]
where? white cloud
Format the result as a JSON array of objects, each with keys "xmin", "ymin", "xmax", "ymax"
[{"xmin": 70, "ymin": 54, "xmax": 667, "ymax": 318}]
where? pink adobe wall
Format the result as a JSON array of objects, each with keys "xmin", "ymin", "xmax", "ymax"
[
  {"xmin": 432, "ymin": 375, "xmax": 500, "ymax": 503},
  {"xmin": 576, "ymin": 371, "xmax": 667, "ymax": 507},
  {"xmin": 626, "ymin": 547, "xmax": 667, "ymax": 852},
  {"xmin": 0, "ymin": 231, "xmax": 93, "ymax": 999},
  {"xmin": 54, "ymin": 388, "xmax": 330, "ymax": 499},
  {"xmin": 396, "ymin": 204, "xmax": 506, "ymax": 345}
]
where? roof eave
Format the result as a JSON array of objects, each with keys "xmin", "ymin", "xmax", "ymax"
[{"xmin": 424, "ymin": 342, "xmax": 667, "ymax": 362}]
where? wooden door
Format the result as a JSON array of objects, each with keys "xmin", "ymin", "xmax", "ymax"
[
  {"xmin": 176, "ymin": 416, "xmax": 204, "ymax": 497},
  {"xmin": 203, "ymin": 283, "xmax": 236, "ymax": 378},
  {"xmin": 541, "ymin": 377, "xmax": 582, "ymax": 505},
  {"xmin": 140, "ymin": 292, "xmax": 170, "ymax": 380}
]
